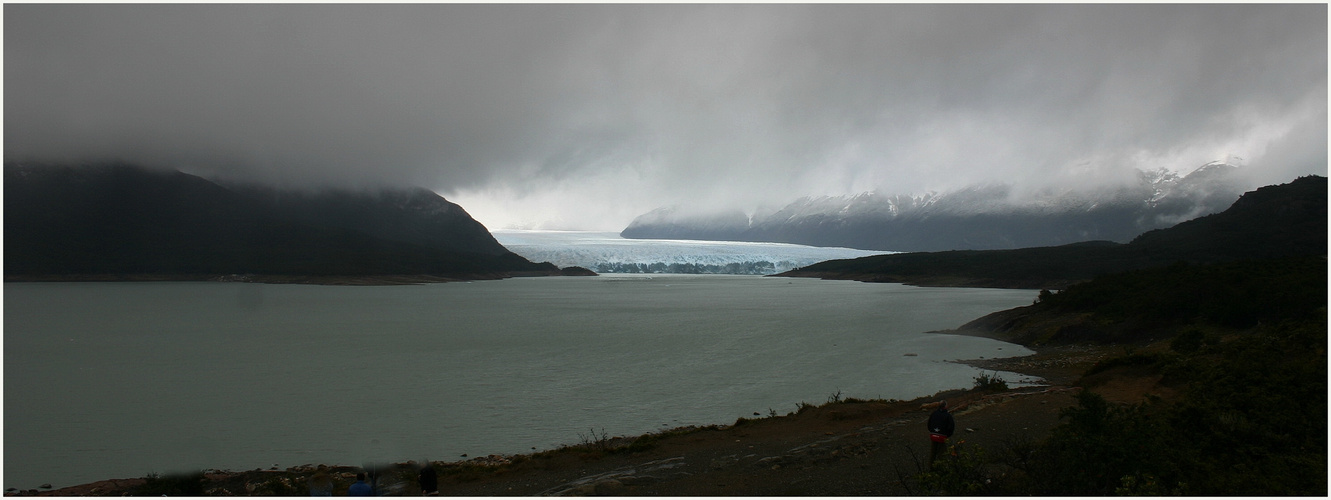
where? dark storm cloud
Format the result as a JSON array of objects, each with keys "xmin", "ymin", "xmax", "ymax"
[{"xmin": 5, "ymin": 4, "xmax": 1325, "ymax": 229}]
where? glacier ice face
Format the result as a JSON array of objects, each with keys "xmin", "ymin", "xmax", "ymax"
[{"xmin": 493, "ymin": 230, "xmax": 886, "ymax": 275}]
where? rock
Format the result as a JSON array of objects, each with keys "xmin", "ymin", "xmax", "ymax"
[
  {"xmin": 594, "ymin": 479, "xmax": 625, "ymax": 495},
  {"xmin": 39, "ymin": 484, "xmax": 51, "ymax": 489},
  {"xmin": 710, "ymin": 455, "xmax": 739, "ymax": 469},
  {"xmin": 569, "ymin": 483, "xmax": 597, "ymax": 496}
]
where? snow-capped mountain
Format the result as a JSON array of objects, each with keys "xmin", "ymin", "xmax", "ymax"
[
  {"xmin": 493, "ymin": 230, "xmax": 884, "ymax": 275},
  {"xmin": 622, "ymin": 163, "xmax": 1247, "ymax": 252}
]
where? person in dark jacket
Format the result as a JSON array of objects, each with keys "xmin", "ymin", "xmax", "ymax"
[
  {"xmin": 418, "ymin": 462, "xmax": 438, "ymax": 496},
  {"xmin": 347, "ymin": 473, "xmax": 373, "ymax": 496},
  {"xmin": 927, "ymin": 400, "xmax": 955, "ymax": 467}
]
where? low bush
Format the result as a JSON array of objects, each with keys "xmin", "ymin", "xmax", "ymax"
[{"xmin": 972, "ymin": 372, "xmax": 1008, "ymax": 392}]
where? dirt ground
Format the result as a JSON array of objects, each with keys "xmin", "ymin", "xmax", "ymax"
[
  {"xmin": 430, "ymin": 386, "xmax": 1082, "ymax": 496},
  {"xmin": 21, "ymin": 343, "xmax": 1153, "ymax": 497}
]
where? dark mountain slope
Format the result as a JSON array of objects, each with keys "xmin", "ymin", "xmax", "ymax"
[
  {"xmin": 231, "ymin": 184, "xmax": 512, "ymax": 257},
  {"xmin": 1130, "ymin": 175, "xmax": 1328, "ymax": 261},
  {"xmin": 4, "ymin": 163, "xmax": 559, "ymax": 280},
  {"xmin": 776, "ymin": 175, "xmax": 1326, "ymax": 289}
]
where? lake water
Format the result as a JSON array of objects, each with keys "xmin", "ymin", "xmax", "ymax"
[{"xmin": 4, "ymin": 276, "xmax": 1037, "ymax": 489}]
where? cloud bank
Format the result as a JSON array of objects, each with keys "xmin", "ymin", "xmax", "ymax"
[{"xmin": 6, "ymin": 4, "xmax": 1326, "ymax": 229}]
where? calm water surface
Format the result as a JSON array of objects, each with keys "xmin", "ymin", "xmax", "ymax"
[{"xmin": 5, "ymin": 276, "xmax": 1037, "ymax": 488}]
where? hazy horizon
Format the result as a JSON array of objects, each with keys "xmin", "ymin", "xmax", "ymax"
[{"xmin": 6, "ymin": 4, "xmax": 1326, "ymax": 230}]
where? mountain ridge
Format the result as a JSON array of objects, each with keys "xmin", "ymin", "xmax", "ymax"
[
  {"xmin": 623, "ymin": 163, "xmax": 1248, "ymax": 252},
  {"xmin": 4, "ymin": 163, "xmax": 567, "ymax": 282},
  {"xmin": 775, "ymin": 175, "xmax": 1327, "ymax": 289}
]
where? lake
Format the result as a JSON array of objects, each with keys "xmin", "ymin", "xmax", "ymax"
[{"xmin": 4, "ymin": 275, "xmax": 1037, "ymax": 489}]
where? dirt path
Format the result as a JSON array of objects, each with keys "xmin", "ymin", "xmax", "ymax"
[{"xmin": 429, "ymin": 386, "xmax": 1080, "ymax": 496}]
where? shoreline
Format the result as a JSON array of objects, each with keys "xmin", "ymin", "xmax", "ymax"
[
  {"xmin": 774, "ymin": 269, "xmax": 1073, "ymax": 290},
  {"xmin": 3, "ymin": 269, "xmax": 595, "ymax": 286}
]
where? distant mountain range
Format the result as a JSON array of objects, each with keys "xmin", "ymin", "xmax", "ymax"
[
  {"xmin": 776, "ymin": 175, "xmax": 1327, "ymax": 289},
  {"xmin": 623, "ymin": 163, "xmax": 1248, "ymax": 252},
  {"xmin": 4, "ymin": 163, "xmax": 572, "ymax": 281}
]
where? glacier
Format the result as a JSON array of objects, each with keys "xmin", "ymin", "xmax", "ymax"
[{"xmin": 493, "ymin": 230, "xmax": 887, "ymax": 275}]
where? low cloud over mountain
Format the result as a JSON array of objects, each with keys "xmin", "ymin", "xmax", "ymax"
[{"xmin": 623, "ymin": 163, "xmax": 1247, "ymax": 252}]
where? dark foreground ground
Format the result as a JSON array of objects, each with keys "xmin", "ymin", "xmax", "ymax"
[{"xmin": 15, "ymin": 343, "xmax": 1147, "ymax": 496}]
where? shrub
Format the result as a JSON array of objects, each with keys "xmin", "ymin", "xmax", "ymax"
[
  {"xmin": 827, "ymin": 389, "xmax": 844, "ymax": 404},
  {"xmin": 913, "ymin": 441, "xmax": 1004, "ymax": 495},
  {"xmin": 1170, "ymin": 328, "xmax": 1206, "ymax": 353},
  {"xmin": 972, "ymin": 372, "xmax": 1008, "ymax": 392},
  {"xmin": 1035, "ymin": 288, "xmax": 1054, "ymax": 304},
  {"xmin": 577, "ymin": 427, "xmax": 611, "ymax": 451}
]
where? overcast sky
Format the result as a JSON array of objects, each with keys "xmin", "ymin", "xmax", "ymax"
[{"xmin": 6, "ymin": 4, "xmax": 1326, "ymax": 230}]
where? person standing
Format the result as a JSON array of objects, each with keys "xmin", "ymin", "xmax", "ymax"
[
  {"xmin": 927, "ymin": 400, "xmax": 955, "ymax": 467},
  {"xmin": 347, "ymin": 472, "xmax": 373, "ymax": 496},
  {"xmin": 418, "ymin": 462, "xmax": 439, "ymax": 496},
  {"xmin": 308, "ymin": 466, "xmax": 334, "ymax": 496}
]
